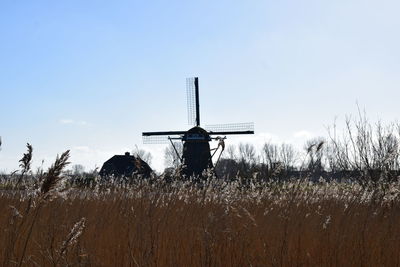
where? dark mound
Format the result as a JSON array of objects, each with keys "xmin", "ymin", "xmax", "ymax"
[{"xmin": 99, "ymin": 152, "xmax": 152, "ymax": 178}]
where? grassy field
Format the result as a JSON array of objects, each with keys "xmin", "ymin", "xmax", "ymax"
[
  {"xmin": 1, "ymin": 144, "xmax": 400, "ymax": 266},
  {"xmin": 1, "ymin": 177, "xmax": 400, "ymax": 267}
]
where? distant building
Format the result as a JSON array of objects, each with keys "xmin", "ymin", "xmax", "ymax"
[{"xmin": 99, "ymin": 152, "xmax": 152, "ymax": 178}]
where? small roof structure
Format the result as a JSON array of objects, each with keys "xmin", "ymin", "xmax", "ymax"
[{"xmin": 99, "ymin": 152, "xmax": 152, "ymax": 178}]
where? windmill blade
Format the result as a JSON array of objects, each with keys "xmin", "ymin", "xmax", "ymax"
[
  {"xmin": 186, "ymin": 77, "xmax": 200, "ymax": 126},
  {"xmin": 143, "ymin": 135, "xmax": 170, "ymax": 144},
  {"xmin": 142, "ymin": 135, "xmax": 183, "ymax": 144},
  {"xmin": 142, "ymin": 131, "xmax": 187, "ymax": 136},
  {"xmin": 208, "ymin": 130, "xmax": 254, "ymax": 136},
  {"xmin": 142, "ymin": 131, "xmax": 186, "ymax": 144},
  {"xmin": 205, "ymin": 122, "xmax": 254, "ymax": 134}
]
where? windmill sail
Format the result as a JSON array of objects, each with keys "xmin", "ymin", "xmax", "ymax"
[
  {"xmin": 142, "ymin": 135, "xmax": 184, "ymax": 144},
  {"xmin": 205, "ymin": 122, "xmax": 254, "ymax": 135},
  {"xmin": 186, "ymin": 77, "xmax": 200, "ymax": 126},
  {"xmin": 142, "ymin": 136, "xmax": 174, "ymax": 144},
  {"xmin": 142, "ymin": 130, "xmax": 186, "ymax": 144}
]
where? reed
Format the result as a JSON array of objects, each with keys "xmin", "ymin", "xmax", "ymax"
[
  {"xmin": 1, "ymin": 137, "xmax": 400, "ymax": 266},
  {"xmin": 1, "ymin": 176, "xmax": 400, "ymax": 266}
]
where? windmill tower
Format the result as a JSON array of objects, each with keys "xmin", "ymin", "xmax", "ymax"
[{"xmin": 142, "ymin": 77, "xmax": 254, "ymax": 177}]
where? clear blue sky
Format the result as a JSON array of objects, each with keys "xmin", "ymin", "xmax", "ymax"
[{"xmin": 1, "ymin": 0, "xmax": 400, "ymax": 172}]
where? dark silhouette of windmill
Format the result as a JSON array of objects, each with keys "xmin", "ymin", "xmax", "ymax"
[{"xmin": 142, "ymin": 77, "xmax": 254, "ymax": 177}]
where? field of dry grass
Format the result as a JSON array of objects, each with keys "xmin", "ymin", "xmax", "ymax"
[{"xmin": 1, "ymin": 177, "xmax": 400, "ymax": 267}]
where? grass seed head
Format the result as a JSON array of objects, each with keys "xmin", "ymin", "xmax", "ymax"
[
  {"xmin": 19, "ymin": 143, "xmax": 33, "ymax": 173},
  {"xmin": 41, "ymin": 150, "xmax": 70, "ymax": 196}
]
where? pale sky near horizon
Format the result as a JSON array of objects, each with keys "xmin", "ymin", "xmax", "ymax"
[{"xmin": 1, "ymin": 0, "xmax": 400, "ymax": 172}]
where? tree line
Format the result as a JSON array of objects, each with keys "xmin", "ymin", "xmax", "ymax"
[{"xmin": 164, "ymin": 113, "xmax": 400, "ymax": 184}]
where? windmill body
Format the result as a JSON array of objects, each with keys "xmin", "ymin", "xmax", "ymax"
[
  {"xmin": 142, "ymin": 77, "xmax": 254, "ymax": 178},
  {"xmin": 181, "ymin": 127, "xmax": 213, "ymax": 177}
]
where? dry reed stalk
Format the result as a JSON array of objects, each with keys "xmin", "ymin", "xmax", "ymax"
[
  {"xmin": 1, "ymin": 179, "xmax": 399, "ymax": 266},
  {"xmin": 16, "ymin": 150, "xmax": 70, "ymax": 267},
  {"xmin": 15, "ymin": 143, "xmax": 33, "ymax": 189},
  {"xmin": 1, "ymin": 144, "xmax": 34, "ymax": 267}
]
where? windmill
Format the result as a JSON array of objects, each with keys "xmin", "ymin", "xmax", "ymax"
[{"xmin": 142, "ymin": 77, "xmax": 254, "ymax": 177}]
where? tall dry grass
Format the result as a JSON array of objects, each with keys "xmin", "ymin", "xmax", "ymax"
[
  {"xmin": 1, "ymin": 177, "xmax": 400, "ymax": 266},
  {"xmin": 1, "ymin": 144, "xmax": 400, "ymax": 266}
]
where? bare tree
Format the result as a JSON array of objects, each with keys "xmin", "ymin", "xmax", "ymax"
[
  {"xmin": 279, "ymin": 143, "xmax": 297, "ymax": 171},
  {"xmin": 132, "ymin": 145, "xmax": 153, "ymax": 165},
  {"xmin": 262, "ymin": 143, "xmax": 279, "ymax": 170},
  {"xmin": 164, "ymin": 142, "xmax": 183, "ymax": 169},
  {"xmin": 224, "ymin": 145, "xmax": 237, "ymax": 160},
  {"xmin": 326, "ymin": 119, "xmax": 352, "ymax": 172},
  {"xmin": 263, "ymin": 142, "xmax": 298, "ymax": 175},
  {"xmin": 327, "ymin": 112, "xmax": 400, "ymax": 183},
  {"xmin": 72, "ymin": 164, "xmax": 85, "ymax": 175},
  {"xmin": 236, "ymin": 143, "xmax": 258, "ymax": 178},
  {"xmin": 238, "ymin": 143, "xmax": 257, "ymax": 167}
]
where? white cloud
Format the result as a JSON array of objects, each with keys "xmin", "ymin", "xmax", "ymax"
[
  {"xmin": 224, "ymin": 132, "xmax": 281, "ymax": 149},
  {"xmin": 59, "ymin": 119, "xmax": 74, "ymax": 124}
]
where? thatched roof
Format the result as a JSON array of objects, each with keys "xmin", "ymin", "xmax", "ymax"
[{"xmin": 99, "ymin": 152, "xmax": 152, "ymax": 178}]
